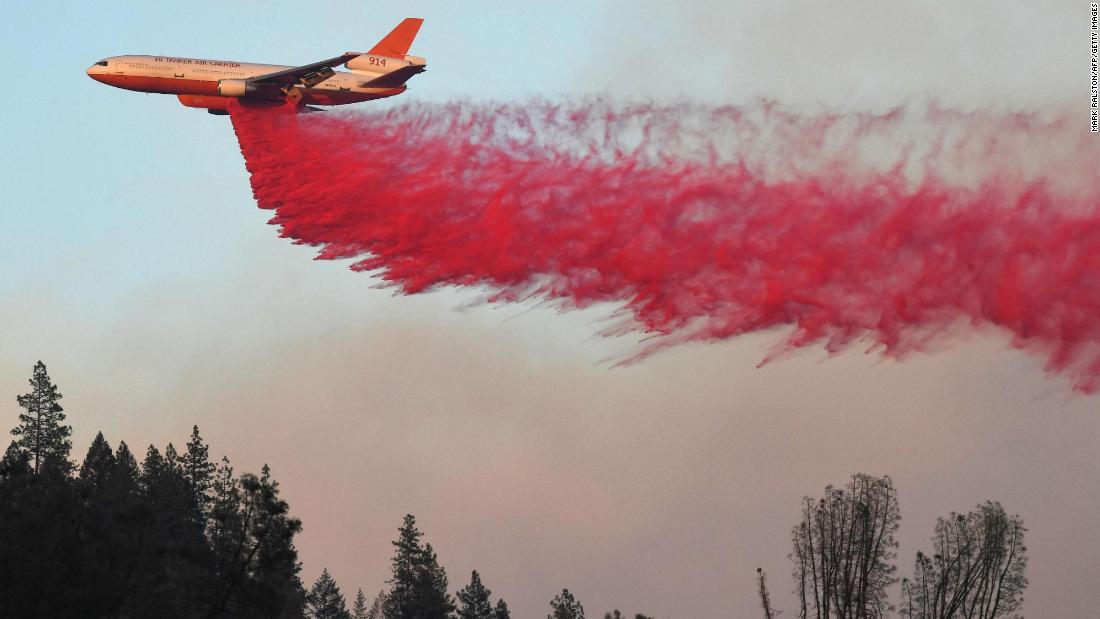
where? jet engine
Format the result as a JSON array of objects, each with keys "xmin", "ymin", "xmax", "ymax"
[{"xmin": 217, "ymin": 79, "xmax": 260, "ymax": 97}]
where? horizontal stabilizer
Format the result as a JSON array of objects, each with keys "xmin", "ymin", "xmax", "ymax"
[{"xmin": 360, "ymin": 64, "xmax": 426, "ymax": 88}]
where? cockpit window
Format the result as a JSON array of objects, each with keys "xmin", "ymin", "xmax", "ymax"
[{"xmin": 96, "ymin": 61, "xmax": 108, "ymax": 66}]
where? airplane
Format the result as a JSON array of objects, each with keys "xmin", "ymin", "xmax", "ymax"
[{"xmin": 86, "ymin": 18, "xmax": 426, "ymax": 115}]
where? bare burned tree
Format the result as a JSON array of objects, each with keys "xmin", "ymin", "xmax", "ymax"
[
  {"xmin": 790, "ymin": 473, "xmax": 900, "ymax": 619},
  {"xmin": 900, "ymin": 502, "xmax": 1027, "ymax": 619},
  {"xmin": 757, "ymin": 567, "xmax": 778, "ymax": 619}
]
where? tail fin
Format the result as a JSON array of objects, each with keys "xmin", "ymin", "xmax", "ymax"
[{"xmin": 368, "ymin": 18, "xmax": 424, "ymax": 57}]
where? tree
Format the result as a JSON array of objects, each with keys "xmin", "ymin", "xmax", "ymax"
[
  {"xmin": 0, "ymin": 371, "xmax": 312, "ymax": 619},
  {"xmin": 12, "ymin": 361, "xmax": 71, "ymax": 474},
  {"xmin": 494, "ymin": 599, "xmax": 511, "ymax": 619},
  {"xmin": 0, "ymin": 437, "xmax": 80, "ymax": 618},
  {"xmin": 113, "ymin": 441, "xmax": 141, "ymax": 489},
  {"xmin": 757, "ymin": 568, "xmax": 777, "ymax": 619},
  {"xmin": 549, "ymin": 589, "xmax": 585, "ymax": 619},
  {"xmin": 72, "ymin": 433, "xmax": 151, "ymax": 616},
  {"xmin": 79, "ymin": 432, "xmax": 116, "ymax": 492},
  {"xmin": 456, "ymin": 571, "xmax": 495, "ymax": 619},
  {"xmin": 790, "ymin": 473, "xmax": 901, "ymax": 619},
  {"xmin": 383, "ymin": 514, "xmax": 455, "ymax": 619},
  {"xmin": 307, "ymin": 568, "xmax": 351, "ymax": 619},
  {"xmin": 208, "ymin": 464, "xmax": 306, "ymax": 618},
  {"xmin": 901, "ymin": 502, "xmax": 1027, "ymax": 619},
  {"xmin": 182, "ymin": 425, "xmax": 216, "ymax": 527},
  {"xmin": 0, "ymin": 440, "xmax": 31, "ymax": 480},
  {"xmin": 119, "ymin": 443, "xmax": 208, "ymax": 618},
  {"xmin": 365, "ymin": 590, "xmax": 386, "ymax": 619},
  {"xmin": 352, "ymin": 589, "xmax": 369, "ymax": 619}
]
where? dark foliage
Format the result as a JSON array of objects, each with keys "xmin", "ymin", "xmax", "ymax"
[
  {"xmin": 351, "ymin": 588, "xmax": 369, "ymax": 619},
  {"xmin": 901, "ymin": 502, "xmax": 1028, "ymax": 619},
  {"xmin": 0, "ymin": 363, "xmax": 306, "ymax": 618},
  {"xmin": 383, "ymin": 514, "xmax": 455, "ymax": 619},
  {"xmin": 790, "ymin": 473, "xmax": 901, "ymax": 619},
  {"xmin": 549, "ymin": 589, "xmax": 586, "ymax": 619},
  {"xmin": 12, "ymin": 361, "xmax": 71, "ymax": 474},
  {"xmin": 307, "ymin": 568, "xmax": 351, "ymax": 619},
  {"xmin": 456, "ymin": 570, "xmax": 511, "ymax": 619},
  {"xmin": 602, "ymin": 612, "xmax": 654, "ymax": 619}
]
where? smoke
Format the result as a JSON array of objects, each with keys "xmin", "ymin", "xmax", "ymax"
[{"xmin": 229, "ymin": 100, "xmax": 1100, "ymax": 391}]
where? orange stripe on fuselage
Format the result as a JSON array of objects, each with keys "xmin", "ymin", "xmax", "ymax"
[
  {"xmin": 93, "ymin": 73, "xmax": 221, "ymax": 96},
  {"xmin": 92, "ymin": 72, "xmax": 407, "ymax": 106}
]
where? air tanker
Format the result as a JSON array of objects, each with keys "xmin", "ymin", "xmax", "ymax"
[{"xmin": 86, "ymin": 18, "xmax": 426, "ymax": 114}]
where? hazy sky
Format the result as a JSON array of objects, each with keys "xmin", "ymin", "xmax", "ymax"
[{"xmin": 2, "ymin": 2, "xmax": 1097, "ymax": 617}]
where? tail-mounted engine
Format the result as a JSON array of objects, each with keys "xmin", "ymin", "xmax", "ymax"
[{"xmin": 217, "ymin": 79, "xmax": 261, "ymax": 97}]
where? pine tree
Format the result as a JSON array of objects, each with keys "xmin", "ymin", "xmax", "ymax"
[
  {"xmin": 307, "ymin": 568, "xmax": 350, "ymax": 619},
  {"xmin": 75, "ymin": 433, "xmax": 139, "ymax": 616},
  {"xmin": 549, "ymin": 589, "xmax": 585, "ymax": 619},
  {"xmin": 182, "ymin": 425, "xmax": 215, "ymax": 527},
  {"xmin": 105, "ymin": 439, "xmax": 143, "ymax": 579},
  {"xmin": 365, "ymin": 590, "xmax": 386, "ymax": 619},
  {"xmin": 164, "ymin": 442, "xmax": 181, "ymax": 471},
  {"xmin": 250, "ymin": 464, "xmax": 306, "ymax": 616},
  {"xmin": 141, "ymin": 445, "xmax": 167, "ymax": 486},
  {"xmin": 0, "ymin": 440, "xmax": 31, "ymax": 480},
  {"xmin": 79, "ymin": 432, "xmax": 116, "ymax": 492},
  {"xmin": 494, "ymin": 599, "xmax": 511, "ymax": 619},
  {"xmin": 130, "ymin": 443, "xmax": 206, "ymax": 617},
  {"xmin": 0, "ymin": 433, "xmax": 80, "ymax": 617},
  {"xmin": 207, "ymin": 464, "xmax": 305, "ymax": 618},
  {"xmin": 456, "ymin": 571, "xmax": 495, "ymax": 619},
  {"xmin": 384, "ymin": 514, "xmax": 455, "ymax": 619},
  {"xmin": 352, "ymin": 588, "xmax": 368, "ymax": 619},
  {"xmin": 12, "ymin": 361, "xmax": 71, "ymax": 474},
  {"xmin": 114, "ymin": 441, "xmax": 140, "ymax": 486}
]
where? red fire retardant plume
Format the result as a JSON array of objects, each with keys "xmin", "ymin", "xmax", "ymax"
[{"xmin": 229, "ymin": 100, "xmax": 1100, "ymax": 392}]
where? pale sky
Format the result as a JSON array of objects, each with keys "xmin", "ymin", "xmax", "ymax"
[{"xmin": 2, "ymin": 2, "xmax": 1097, "ymax": 617}]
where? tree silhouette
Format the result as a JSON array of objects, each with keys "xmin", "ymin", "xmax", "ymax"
[
  {"xmin": 457, "ymin": 570, "xmax": 498, "ymax": 619},
  {"xmin": 365, "ymin": 590, "xmax": 387, "ymax": 619},
  {"xmin": 183, "ymin": 425, "xmax": 216, "ymax": 529},
  {"xmin": 0, "ymin": 440, "xmax": 30, "ymax": 479},
  {"xmin": 351, "ymin": 588, "xmax": 369, "ymax": 619},
  {"xmin": 549, "ymin": 589, "xmax": 585, "ymax": 619},
  {"xmin": 12, "ymin": 361, "xmax": 71, "ymax": 474},
  {"xmin": 790, "ymin": 473, "xmax": 901, "ymax": 619},
  {"xmin": 79, "ymin": 431, "xmax": 115, "ymax": 491},
  {"xmin": 901, "ymin": 502, "xmax": 1027, "ymax": 618},
  {"xmin": 1, "ymin": 370, "xmax": 309, "ymax": 619},
  {"xmin": 307, "ymin": 568, "xmax": 351, "ymax": 619},
  {"xmin": 384, "ymin": 514, "xmax": 455, "ymax": 619},
  {"xmin": 756, "ymin": 567, "xmax": 777, "ymax": 619}
]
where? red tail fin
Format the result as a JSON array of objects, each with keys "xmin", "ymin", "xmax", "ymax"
[{"xmin": 368, "ymin": 18, "xmax": 424, "ymax": 57}]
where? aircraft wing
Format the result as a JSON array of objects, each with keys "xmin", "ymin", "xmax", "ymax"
[
  {"xmin": 248, "ymin": 52, "xmax": 361, "ymax": 88},
  {"xmin": 359, "ymin": 64, "xmax": 426, "ymax": 88}
]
